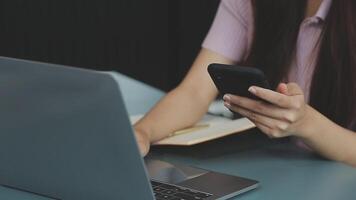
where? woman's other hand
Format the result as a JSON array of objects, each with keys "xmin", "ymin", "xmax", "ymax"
[{"xmin": 134, "ymin": 129, "xmax": 151, "ymax": 156}]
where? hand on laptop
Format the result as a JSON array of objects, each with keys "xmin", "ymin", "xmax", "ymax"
[{"xmin": 134, "ymin": 130, "xmax": 150, "ymax": 156}]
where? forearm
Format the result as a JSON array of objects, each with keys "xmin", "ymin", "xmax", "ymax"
[
  {"xmin": 300, "ymin": 106, "xmax": 356, "ymax": 167},
  {"xmin": 134, "ymin": 86, "xmax": 215, "ymax": 143},
  {"xmin": 134, "ymin": 48, "xmax": 233, "ymax": 143}
]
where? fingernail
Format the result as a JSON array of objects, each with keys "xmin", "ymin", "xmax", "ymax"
[
  {"xmin": 248, "ymin": 86, "xmax": 257, "ymax": 94},
  {"xmin": 223, "ymin": 94, "xmax": 231, "ymax": 101}
]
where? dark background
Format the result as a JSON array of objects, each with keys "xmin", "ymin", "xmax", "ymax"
[{"xmin": 0, "ymin": 0, "xmax": 219, "ymax": 91}]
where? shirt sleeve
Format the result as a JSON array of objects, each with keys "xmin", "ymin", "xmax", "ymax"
[{"xmin": 202, "ymin": 0, "xmax": 252, "ymax": 62}]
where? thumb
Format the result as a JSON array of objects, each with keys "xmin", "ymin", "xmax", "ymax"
[
  {"xmin": 285, "ymin": 83, "xmax": 303, "ymax": 96},
  {"xmin": 276, "ymin": 83, "xmax": 288, "ymax": 95}
]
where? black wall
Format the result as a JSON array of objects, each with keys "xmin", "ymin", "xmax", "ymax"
[{"xmin": 0, "ymin": 0, "xmax": 219, "ymax": 91}]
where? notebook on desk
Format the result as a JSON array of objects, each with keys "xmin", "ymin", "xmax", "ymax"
[{"xmin": 130, "ymin": 114, "xmax": 255, "ymax": 146}]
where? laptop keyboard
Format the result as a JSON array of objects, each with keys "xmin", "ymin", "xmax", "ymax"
[{"xmin": 151, "ymin": 180, "xmax": 212, "ymax": 200}]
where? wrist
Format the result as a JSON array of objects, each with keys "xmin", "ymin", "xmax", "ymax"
[
  {"xmin": 134, "ymin": 125, "xmax": 152, "ymax": 143},
  {"xmin": 296, "ymin": 105, "xmax": 322, "ymax": 139}
]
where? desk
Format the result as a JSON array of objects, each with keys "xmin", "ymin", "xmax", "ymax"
[{"xmin": 1, "ymin": 72, "xmax": 355, "ymax": 200}]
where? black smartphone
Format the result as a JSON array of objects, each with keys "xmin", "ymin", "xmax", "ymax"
[{"xmin": 208, "ymin": 63, "xmax": 271, "ymax": 100}]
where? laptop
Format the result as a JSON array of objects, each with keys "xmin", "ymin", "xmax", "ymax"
[{"xmin": 0, "ymin": 57, "xmax": 258, "ymax": 200}]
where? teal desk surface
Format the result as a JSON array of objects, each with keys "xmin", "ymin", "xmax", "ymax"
[{"xmin": 1, "ymin": 72, "xmax": 355, "ymax": 200}]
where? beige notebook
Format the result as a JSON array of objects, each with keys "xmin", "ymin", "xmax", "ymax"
[{"xmin": 130, "ymin": 114, "xmax": 255, "ymax": 146}]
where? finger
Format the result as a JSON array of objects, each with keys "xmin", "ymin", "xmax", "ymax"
[
  {"xmin": 248, "ymin": 86, "xmax": 293, "ymax": 108},
  {"xmin": 226, "ymin": 103, "xmax": 290, "ymax": 134},
  {"xmin": 286, "ymin": 83, "xmax": 303, "ymax": 96},
  {"xmin": 276, "ymin": 83, "xmax": 288, "ymax": 95},
  {"xmin": 253, "ymin": 121, "xmax": 286, "ymax": 138},
  {"xmin": 252, "ymin": 121, "xmax": 274, "ymax": 138},
  {"xmin": 224, "ymin": 94, "xmax": 292, "ymax": 122}
]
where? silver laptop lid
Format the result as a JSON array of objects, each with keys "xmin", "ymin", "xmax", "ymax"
[{"xmin": 0, "ymin": 57, "xmax": 154, "ymax": 200}]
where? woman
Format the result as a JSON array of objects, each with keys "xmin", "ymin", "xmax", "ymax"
[{"xmin": 134, "ymin": 0, "xmax": 356, "ymax": 166}]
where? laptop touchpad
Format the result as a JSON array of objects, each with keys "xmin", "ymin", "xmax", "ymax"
[{"xmin": 145, "ymin": 159, "xmax": 208, "ymax": 184}]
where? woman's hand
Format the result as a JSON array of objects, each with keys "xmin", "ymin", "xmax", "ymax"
[
  {"xmin": 134, "ymin": 129, "xmax": 151, "ymax": 156},
  {"xmin": 223, "ymin": 83, "xmax": 312, "ymax": 138}
]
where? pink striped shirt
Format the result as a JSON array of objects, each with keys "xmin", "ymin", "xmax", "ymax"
[{"xmin": 202, "ymin": 0, "xmax": 333, "ymax": 102}]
